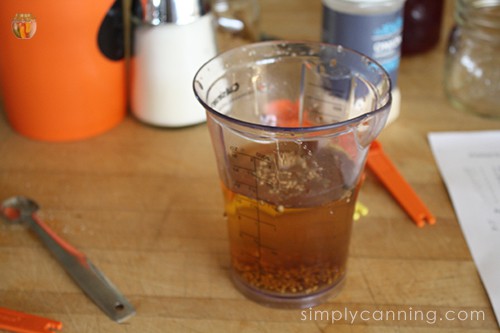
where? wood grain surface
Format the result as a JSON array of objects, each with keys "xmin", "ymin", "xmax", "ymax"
[{"xmin": 1, "ymin": 0, "xmax": 499, "ymax": 332}]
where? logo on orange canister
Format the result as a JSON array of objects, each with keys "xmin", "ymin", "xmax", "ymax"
[{"xmin": 12, "ymin": 13, "xmax": 37, "ymax": 39}]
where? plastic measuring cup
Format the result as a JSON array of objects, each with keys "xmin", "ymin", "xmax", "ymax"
[{"xmin": 193, "ymin": 41, "xmax": 392, "ymax": 308}]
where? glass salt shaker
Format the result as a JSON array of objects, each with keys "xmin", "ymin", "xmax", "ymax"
[
  {"xmin": 444, "ymin": 0, "xmax": 500, "ymax": 118},
  {"xmin": 130, "ymin": 0, "xmax": 218, "ymax": 127}
]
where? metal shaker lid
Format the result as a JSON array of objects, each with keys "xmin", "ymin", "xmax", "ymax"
[{"xmin": 145, "ymin": 0, "xmax": 211, "ymax": 25}]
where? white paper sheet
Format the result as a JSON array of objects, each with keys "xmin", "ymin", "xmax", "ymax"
[{"xmin": 428, "ymin": 131, "xmax": 500, "ymax": 327}]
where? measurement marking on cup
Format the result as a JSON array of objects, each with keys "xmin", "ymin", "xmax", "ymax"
[
  {"xmin": 233, "ymin": 166, "xmax": 254, "ymax": 173},
  {"xmin": 234, "ymin": 181, "xmax": 257, "ymax": 195},
  {"xmin": 239, "ymin": 231, "xmax": 278, "ymax": 254},
  {"xmin": 230, "ymin": 147, "xmax": 278, "ymax": 269},
  {"xmin": 237, "ymin": 212, "xmax": 277, "ymax": 229}
]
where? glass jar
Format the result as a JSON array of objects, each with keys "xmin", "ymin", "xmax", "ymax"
[
  {"xmin": 402, "ymin": 0, "xmax": 444, "ymax": 55},
  {"xmin": 211, "ymin": 0, "xmax": 261, "ymax": 52},
  {"xmin": 444, "ymin": 0, "xmax": 500, "ymax": 118}
]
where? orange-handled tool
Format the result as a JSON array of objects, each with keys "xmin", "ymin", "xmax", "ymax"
[
  {"xmin": 0, "ymin": 307, "xmax": 62, "ymax": 333},
  {"xmin": 0, "ymin": 196, "xmax": 136, "ymax": 323},
  {"xmin": 367, "ymin": 140, "xmax": 436, "ymax": 227}
]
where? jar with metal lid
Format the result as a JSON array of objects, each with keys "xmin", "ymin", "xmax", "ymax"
[{"xmin": 444, "ymin": 0, "xmax": 500, "ymax": 118}]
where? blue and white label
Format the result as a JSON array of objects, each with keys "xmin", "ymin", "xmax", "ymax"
[{"xmin": 322, "ymin": 6, "xmax": 403, "ymax": 86}]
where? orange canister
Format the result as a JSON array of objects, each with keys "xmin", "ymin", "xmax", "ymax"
[{"xmin": 0, "ymin": 0, "xmax": 127, "ymax": 142}]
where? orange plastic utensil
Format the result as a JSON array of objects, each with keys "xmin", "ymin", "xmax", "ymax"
[
  {"xmin": 367, "ymin": 140, "xmax": 436, "ymax": 227},
  {"xmin": 0, "ymin": 307, "xmax": 62, "ymax": 333}
]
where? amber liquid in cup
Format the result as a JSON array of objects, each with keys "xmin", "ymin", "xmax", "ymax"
[{"xmin": 221, "ymin": 142, "xmax": 360, "ymax": 298}]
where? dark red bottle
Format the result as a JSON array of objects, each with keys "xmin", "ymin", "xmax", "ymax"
[{"xmin": 402, "ymin": 0, "xmax": 445, "ymax": 55}]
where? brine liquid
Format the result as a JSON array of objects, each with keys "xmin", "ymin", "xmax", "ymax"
[{"xmin": 221, "ymin": 142, "xmax": 361, "ymax": 296}]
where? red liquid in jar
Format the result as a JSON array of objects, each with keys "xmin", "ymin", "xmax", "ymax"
[{"xmin": 402, "ymin": 0, "xmax": 445, "ymax": 55}]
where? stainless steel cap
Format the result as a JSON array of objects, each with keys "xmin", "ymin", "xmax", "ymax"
[{"xmin": 145, "ymin": 0, "xmax": 211, "ymax": 25}]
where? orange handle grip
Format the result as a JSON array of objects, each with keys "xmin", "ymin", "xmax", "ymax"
[
  {"xmin": 367, "ymin": 140, "xmax": 436, "ymax": 227},
  {"xmin": 0, "ymin": 306, "xmax": 62, "ymax": 333}
]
